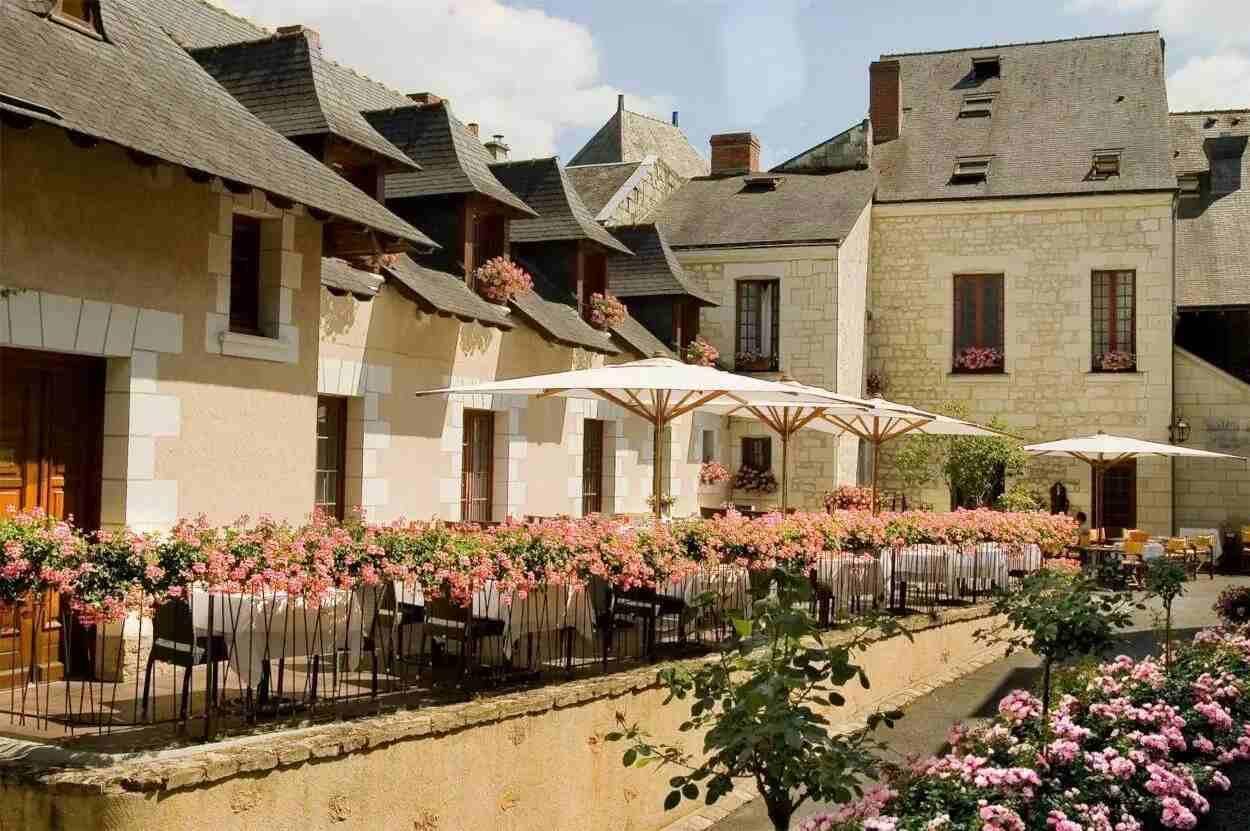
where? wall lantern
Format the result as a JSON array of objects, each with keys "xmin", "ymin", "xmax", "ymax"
[{"xmin": 1168, "ymin": 414, "xmax": 1191, "ymax": 445}]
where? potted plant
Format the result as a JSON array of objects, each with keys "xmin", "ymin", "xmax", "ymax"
[
  {"xmin": 1096, "ymin": 350, "xmax": 1136, "ymax": 372},
  {"xmin": 471, "ymin": 256, "xmax": 533, "ymax": 305},
  {"xmin": 865, "ymin": 369, "xmax": 887, "ymax": 398},
  {"xmin": 953, "ymin": 345, "xmax": 1004, "ymax": 373},
  {"xmin": 734, "ymin": 465, "xmax": 778, "ymax": 494},
  {"xmin": 699, "ymin": 461, "xmax": 729, "ymax": 486},
  {"xmin": 735, "ymin": 350, "xmax": 774, "ymax": 372},
  {"xmin": 1214, "ymin": 585, "xmax": 1250, "ymax": 625},
  {"xmin": 684, "ymin": 336, "xmax": 719, "ymax": 367},
  {"xmin": 587, "ymin": 292, "xmax": 627, "ymax": 330}
]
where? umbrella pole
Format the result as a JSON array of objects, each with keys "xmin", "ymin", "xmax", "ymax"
[
  {"xmin": 652, "ymin": 409, "xmax": 664, "ymax": 520},
  {"xmin": 870, "ymin": 440, "xmax": 880, "ymax": 516},
  {"xmin": 781, "ymin": 431, "xmax": 790, "ymax": 514}
]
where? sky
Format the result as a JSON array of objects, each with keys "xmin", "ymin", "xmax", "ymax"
[{"xmin": 220, "ymin": 0, "xmax": 1250, "ymax": 168}]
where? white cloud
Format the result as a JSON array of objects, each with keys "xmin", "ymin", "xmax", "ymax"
[
  {"xmin": 217, "ymin": 0, "xmax": 674, "ymax": 160},
  {"xmin": 1064, "ymin": 0, "xmax": 1250, "ymax": 49},
  {"xmin": 1166, "ymin": 53, "xmax": 1250, "ymax": 111}
]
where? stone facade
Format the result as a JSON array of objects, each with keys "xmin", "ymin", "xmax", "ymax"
[
  {"xmin": 1174, "ymin": 348, "xmax": 1250, "ymax": 531},
  {"xmin": 868, "ymin": 193, "xmax": 1175, "ymax": 532},
  {"xmin": 598, "ymin": 157, "xmax": 686, "ymax": 227}
]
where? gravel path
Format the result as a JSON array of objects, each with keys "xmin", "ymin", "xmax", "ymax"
[{"xmin": 709, "ymin": 575, "xmax": 1250, "ymax": 831}]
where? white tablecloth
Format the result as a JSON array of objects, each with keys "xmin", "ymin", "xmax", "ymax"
[
  {"xmin": 881, "ymin": 543, "xmax": 1042, "ymax": 597},
  {"xmin": 1179, "ymin": 527, "xmax": 1223, "ymax": 564},
  {"xmin": 191, "ymin": 589, "xmax": 364, "ymax": 686}
]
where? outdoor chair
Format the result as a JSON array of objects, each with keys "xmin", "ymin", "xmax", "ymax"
[
  {"xmin": 363, "ymin": 582, "xmax": 426, "ymax": 689},
  {"xmin": 616, "ymin": 585, "xmax": 688, "ymax": 658},
  {"xmin": 587, "ymin": 576, "xmax": 645, "ymax": 671},
  {"xmin": 418, "ymin": 590, "xmax": 505, "ymax": 687},
  {"xmin": 141, "ymin": 598, "xmax": 229, "ymax": 723}
]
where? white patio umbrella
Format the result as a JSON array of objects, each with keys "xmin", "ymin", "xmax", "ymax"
[
  {"xmin": 416, "ymin": 357, "xmax": 862, "ymax": 518},
  {"xmin": 712, "ymin": 378, "xmax": 877, "ymax": 513},
  {"xmin": 1024, "ymin": 431, "xmax": 1246, "ymax": 535},
  {"xmin": 819, "ymin": 399, "xmax": 1008, "ymax": 514}
]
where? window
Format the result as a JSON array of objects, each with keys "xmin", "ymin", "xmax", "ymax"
[
  {"xmin": 229, "ymin": 215, "xmax": 262, "ymax": 335},
  {"xmin": 314, "ymin": 397, "xmax": 347, "ymax": 520},
  {"xmin": 461, "ymin": 410, "xmax": 495, "ymax": 523},
  {"xmin": 1208, "ymin": 137, "xmax": 1245, "ymax": 195},
  {"xmin": 952, "ymin": 274, "xmax": 1004, "ymax": 373},
  {"xmin": 52, "ymin": 0, "xmax": 103, "ymax": 34},
  {"xmin": 474, "ymin": 213, "xmax": 507, "ymax": 266},
  {"xmin": 1090, "ymin": 149, "xmax": 1122, "ymax": 180},
  {"xmin": 971, "ymin": 56, "xmax": 1001, "ymax": 81},
  {"xmin": 735, "ymin": 280, "xmax": 780, "ymax": 372},
  {"xmin": 701, "ymin": 429, "xmax": 717, "ymax": 464},
  {"xmin": 742, "ymin": 436, "xmax": 771, "ymax": 472},
  {"xmin": 959, "ymin": 94, "xmax": 994, "ymax": 118},
  {"xmin": 950, "ymin": 156, "xmax": 991, "ymax": 185},
  {"xmin": 582, "ymin": 419, "xmax": 605, "ymax": 516},
  {"xmin": 1092, "ymin": 270, "xmax": 1136, "ymax": 372}
]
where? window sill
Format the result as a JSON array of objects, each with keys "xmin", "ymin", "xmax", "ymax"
[
  {"xmin": 947, "ymin": 370, "xmax": 1009, "ymax": 378},
  {"xmin": 219, "ymin": 329, "xmax": 294, "ymax": 363},
  {"xmin": 1087, "ymin": 370, "xmax": 1142, "ymax": 377}
]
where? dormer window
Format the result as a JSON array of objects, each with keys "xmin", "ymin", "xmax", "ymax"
[
  {"xmin": 51, "ymin": 0, "xmax": 103, "ymax": 36},
  {"xmin": 1091, "ymin": 149, "xmax": 1122, "ymax": 180},
  {"xmin": 972, "ymin": 56, "xmax": 1001, "ymax": 81},
  {"xmin": 742, "ymin": 174, "xmax": 784, "ymax": 191},
  {"xmin": 950, "ymin": 155, "xmax": 991, "ymax": 185},
  {"xmin": 959, "ymin": 94, "xmax": 995, "ymax": 119},
  {"xmin": 1207, "ymin": 136, "xmax": 1246, "ymax": 195}
]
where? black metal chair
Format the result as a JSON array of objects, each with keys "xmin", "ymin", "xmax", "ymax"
[
  {"xmin": 141, "ymin": 599, "xmax": 229, "ymax": 722},
  {"xmin": 588, "ymin": 576, "xmax": 641, "ymax": 671},
  {"xmin": 418, "ymin": 590, "xmax": 506, "ymax": 686}
]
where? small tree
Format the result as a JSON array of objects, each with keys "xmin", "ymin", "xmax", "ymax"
[
  {"xmin": 606, "ymin": 567, "xmax": 906, "ymax": 831},
  {"xmin": 977, "ymin": 569, "xmax": 1137, "ymax": 744},
  {"xmin": 1144, "ymin": 557, "xmax": 1187, "ymax": 667}
]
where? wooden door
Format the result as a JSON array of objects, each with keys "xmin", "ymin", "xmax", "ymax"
[
  {"xmin": 582, "ymin": 419, "xmax": 605, "ymax": 516},
  {"xmin": 0, "ymin": 347, "xmax": 104, "ymax": 688},
  {"xmin": 1094, "ymin": 460, "xmax": 1137, "ymax": 539},
  {"xmin": 461, "ymin": 410, "xmax": 495, "ymax": 524}
]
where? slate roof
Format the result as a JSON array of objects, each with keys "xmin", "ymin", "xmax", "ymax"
[
  {"xmin": 491, "ymin": 158, "xmax": 632, "ymax": 254},
  {"xmin": 146, "ymin": 0, "xmax": 267, "ymax": 49},
  {"xmin": 384, "ymin": 256, "xmax": 514, "ymax": 330},
  {"xmin": 874, "ymin": 31, "xmax": 1176, "ymax": 202},
  {"xmin": 368, "ymin": 103, "xmax": 536, "ymax": 216},
  {"xmin": 651, "ymin": 170, "xmax": 876, "ymax": 249},
  {"xmin": 321, "ymin": 258, "xmax": 384, "ymax": 299},
  {"xmin": 565, "ymin": 161, "xmax": 643, "ymax": 217},
  {"xmin": 570, "ymin": 108, "xmax": 709, "ymax": 179},
  {"xmin": 191, "ymin": 30, "xmax": 417, "ymax": 170},
  {"xmin": 611, "ymin": 313, "xmax": 675, "ymax": 359},
  {"xmin": 0, "ymin": 0, "xmax": 432, "ymax": 247},
  {"xmin": 606, "ymin": 224, "xmax": 718, "ymax": 305},
  {"xmin": 1171, "ymin": 110, "xmax": 1250, "ymax": 307},
  {"xmin": 509, "ymin": 253, "xmax": 620, "ymax": 354}
]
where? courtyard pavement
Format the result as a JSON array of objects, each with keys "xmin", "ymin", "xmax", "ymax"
[{"xmin": 710, "ymin": 574, "xmax": 1250, "ymax": 831}]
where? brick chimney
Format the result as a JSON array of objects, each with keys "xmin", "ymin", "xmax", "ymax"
[
  {"xmin": 869, "ymin": 60, "xmax": 901, "ymax": 144},
  {"xmin": 277, "ymin": 24, "xmax": 320, "ymax": 51},
  {"xmin": 709, "ymin": 132, "xmax": 760, "ymax": 176},
  {"xmin": 484, "ymin": 134, "xmax": 510, "ymax": 162},
  {"xmin": 408, "ymin": 92, "xmax": 443, "ymax": 107},
  {"xmin": 671, "ymin": 111, "xmax": 679, "ymax": 127}
]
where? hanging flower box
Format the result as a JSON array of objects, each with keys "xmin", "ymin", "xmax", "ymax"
[
  {"xmin": 1096, "ymin": 350, "xmax": 1136, "ymax": 372},
  {"xmin": 953, "ymin": 346, "xmax": 1004, "ymax": 373},
  {"xmin": 684, "ymin": 336, "xmax": 720, "ymax": 367},
  {"xmin": 699, "ymin": 461, "xmax": 730, "ymax": 485},
  {"xmin": 472, "ymin": 256, "xmax": 533, "ymax": 305},
  {"xmin": 587, "ymin": 292, "xmax": 627, "ymax": 330},
  {"xmin": 735, "ymin": 351, "xmax": 776, "ymax": 373},
  {"xmin": 733, "ymin": 465, "xmax": 778, "ymax": 494}
]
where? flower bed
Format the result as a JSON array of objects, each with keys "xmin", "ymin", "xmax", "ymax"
[
  {"xmin": 0, "ymin": 507, "xmax": 1074, "ymax": 624},
  {"xmin": 802, "ymin": 625, "xmax": 1250, "ymax": 831}
]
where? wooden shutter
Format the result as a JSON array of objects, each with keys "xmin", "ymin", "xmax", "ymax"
[
  {"xmin": 582, "ymin": 419, "xmax": 605, "ymax": 515},
  {"xmin": 229, "ymin": 216, "xmax": 262, "ymax": 335},
  {"xmin": 461, "ymin": 410, "xmax": 495, "ymax": 523},
  {"xmin": 953, "ymin": 274, "xmax": 1004, "ymax": 359}
]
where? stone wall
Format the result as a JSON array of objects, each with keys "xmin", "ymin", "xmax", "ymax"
[
  {"xmin": 0, "ymin": 607, "xmax": 1006, "ymax": 831},
  {"xmin": 680, "ymin": 245, "xmax": 856, "ymax": 511},
  {"xmin": 868, "ymin": 194, "xmax": 1174, "ymax": 532},
  {"xmin": 599, "ymin": 156, "xmax": 686, "ymax": 227},
  {"xmin": 1175, "ymin": 348, "xmax": 1250, "ymax": 532}
]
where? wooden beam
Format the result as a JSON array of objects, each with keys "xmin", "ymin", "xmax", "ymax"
[
  {"xmin": 221, "ymin": 178, "xmax": 252, "ymax": 195},
  {"xmin": 0, "ymin": 111, "xmax": 33, "ymax": 130},
  {"xmin": 668, "ymin": 390, "xmax": 727, "ymax": 420},
  {"xmin": 127, "ymin": 149, "xmax": 159, "ymax": 167},
  {"xmin": 265, "ymin": 191, "xmax": 295, "ymax": 210},
  {"xmin": 186, "ymin": 168, "xmax": 214, "ymax": 185},
  {"xmin": 66, "ymin": 130, "xmax": 98, "ymax": 149}
]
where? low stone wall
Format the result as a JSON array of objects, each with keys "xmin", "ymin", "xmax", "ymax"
[{"xmin": 0, "ymin": 607, "xmax": 1006, "ymax": 831}]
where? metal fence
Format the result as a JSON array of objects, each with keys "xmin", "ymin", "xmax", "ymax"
[{"xmin": 0, "ymin": 544, "xmax": 1040, "ymax": 746}]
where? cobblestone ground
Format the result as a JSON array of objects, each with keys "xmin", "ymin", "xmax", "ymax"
[{"xmin": 684, "ymin": 575, "xmax": 1250, "ymax": 831}]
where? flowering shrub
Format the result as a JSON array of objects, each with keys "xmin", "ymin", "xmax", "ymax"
[
  {"xmin": 471, "ymin": 256, "xmax": 533, "ymax": 304},
  {"xmin": 587, "ymin": 292, "xmax": 627, "ymax": 329},
  {"xmin": 1098, "ymin": 350, "xmax": 1137, "ymax": 372},
  {"xmin": 805, "ymin": 625, "xmax": 1250, "ymax": 831},
  {"xmin": 954, "ymin": 346, "xmax": 1004, "ymax": 372},
  {"xmin": 0, "ymin": 507, "xmax": 1071, "ymax": 623},
  {"xmin": 824, "ymin": 485, "xmax": 877, "ymax": 512},
  {"xmin": 735, "ymin": 465, "xmax": 778, "ymax": 494},
  {"xmin": 1214, "ymin": 585, "xmax": 1250, "ymax": 626},
  {"xmin": 699, "ymin": 461, "xmax": 730, "ymax": 485},
  {"xmin": 684, "ymin": 335, "xmax": 720, "ymax": 367},
  {"xmin": 736, "ymin": 350, "xmax": 775, "ymax": 371}
]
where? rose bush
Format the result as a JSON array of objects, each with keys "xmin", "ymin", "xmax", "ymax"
[
  {"xmin": 799, "ymin": 626, "xmax": 1250, "ymax": 831},
  {"xmin": 0, "ymin": 506, "xmax": 1074, "ymax": 623}
]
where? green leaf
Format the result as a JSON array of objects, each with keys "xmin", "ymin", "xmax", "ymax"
[
  {"xmin": 682, "ymin": 783, "xmax": 699, "ymax": 800},
  {"xmin": 732, "ymin": 618, "xmax": 753, "ymax": 639},
  {"xmin": 604, "ymin": 732, "xmax": 623, "ymax": 742},
  {"xmin": 622, "ymin": 749, "xmax": 637, "ymax": 767},
  {"xmin": 664, "ymin": 791, "xmax": 682, "ymax": 811}
]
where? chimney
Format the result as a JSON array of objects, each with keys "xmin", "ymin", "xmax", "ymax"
[
  {"xmin": 709, "ymin": 132, "xmax": 761, "ymax": 176},
  {"xmin": 484, "ymin": 134, "xmax": 510, "ymax": 162},
  {"xmin": 617, "ymin": 94, "xmax": 625, "ymax": 112},
  {"xmin": 277, "ymin": 24, "xmax": 320, "ymax": 51},
  {"xmin": 869, "ymin": 60, "xmax": 901, "ymax": 144},
  {"xmin": 408, "ymin": 92, "xmax": 443, "ymax": 107},
  {"xmin": 466, "ymin": 122, "xmax": 480, "ymax": 137},
  {"xmin": 671, "ymin": 111, "xmax": 679, "ymax": 127}
]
